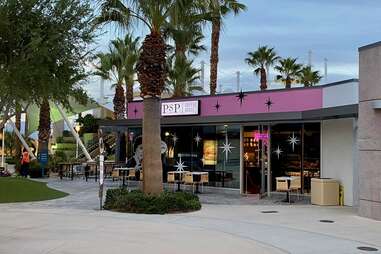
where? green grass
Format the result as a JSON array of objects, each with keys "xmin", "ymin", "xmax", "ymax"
[{"xmin": 0, "ymin": 177, "xmax": 68, "ymax": 203}]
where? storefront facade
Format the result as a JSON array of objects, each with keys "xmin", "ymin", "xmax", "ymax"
[{"xmin": 100, "ymin": 79, "xmax": 358, "ymax": 205}]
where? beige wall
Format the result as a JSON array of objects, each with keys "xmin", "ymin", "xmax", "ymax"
[
  {"xmin": 321, "ymin": 118, "xmax": 356, "ymax": 206},
  {"xmin": 358, "ymin": 42, "xmax": 381, "ymax": 220}
]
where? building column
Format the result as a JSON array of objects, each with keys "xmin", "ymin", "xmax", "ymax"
[{"xmin": 358, "ymin": 42, "xmax": 381, "ymax": 220}]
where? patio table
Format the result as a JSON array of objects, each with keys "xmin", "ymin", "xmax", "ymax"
[
  {"xmin": 192, "ymin": 172, "xmax": 208, "ymax": 194},
  {"xmin": 114, "ymin": 167, "xmax": 133, "ymax": 187},
  {"xmin": 170, "ymin": 171, "xmax": 188, "ymax": 191}
]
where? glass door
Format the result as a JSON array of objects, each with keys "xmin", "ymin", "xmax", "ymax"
[{"xmin": 243, "ymin": 126, "xmax": 269, "ymax": 194}]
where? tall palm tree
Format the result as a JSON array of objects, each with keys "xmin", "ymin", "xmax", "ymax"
[
  {"xmin": 275, "ymin": 58, "xmax": 303, "ymax": 89},
  {"xmin": 206, "ymin": 0, "xmax": 246, "ymax": 95},
  {"xmin": 164, "ymin": 1, "xmax": 207, "ymax": 98},
  {"xmin": 298, "ymin": 65, "xmax": 322, "ymax": 87},
  {"xmin": 245, "ymin": 46, "xmax": 280, "ymax": 90},
  {"xmin": 98, "ymin": 0, "xmax": 176, "ymax": 194},
  {"xmin": 94, "ymin": 51, "xmax": 126, "ymax": 120},
  {"xmin": 109, "ymin": 34, "xmax": 140, "ymax": 114},
  {"xmin": 168, "ymin": 0, "xmax": 206, "ymax": 59},
  {"xmin": 168, "ymin": 56, "xmax": 203, "ymax": 97}
]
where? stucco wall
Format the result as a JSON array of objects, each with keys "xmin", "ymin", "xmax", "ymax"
[
  {"xmin": 358, "ymin": 42, "xmax": 381, "ymax": 220},
  {"xmin": 321, "ymin": 118, "xmax": 355, "ymax": 206}
]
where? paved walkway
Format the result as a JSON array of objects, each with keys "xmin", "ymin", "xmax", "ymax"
[{"xmin": 1, "ymin": 178, "xmax": 381, "ymax": 254}]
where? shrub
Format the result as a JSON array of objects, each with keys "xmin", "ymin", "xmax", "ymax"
[
  {"xmin": 29, "ymin": 161, "xmax": 43, "ymax": 178},
  {"xmin": 104, "ymin": 189, "xmax": 201, "ymax": 214}
]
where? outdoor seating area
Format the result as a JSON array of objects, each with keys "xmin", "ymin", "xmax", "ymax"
[
  {"xmin": 56, "ymin": 160, "xmax": 214, "ymax": 194},
  {"xmin": 275, "ymin": 176, "xmax": 302, "ymax": 203}
]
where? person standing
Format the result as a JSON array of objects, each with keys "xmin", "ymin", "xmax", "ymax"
[{"xmin": 20, "ymin": 148, "xmax": 30, "ymax": 177}]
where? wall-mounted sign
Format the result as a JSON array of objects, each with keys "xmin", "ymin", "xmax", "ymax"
[{"xmin": 161, "ymin": 100, "xmax": 199, "ymax": 116}]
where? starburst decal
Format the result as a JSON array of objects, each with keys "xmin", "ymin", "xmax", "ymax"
[
  {"xmin": 214, "ymin": 100, "xmax": 221, "ymax": 112},
  {"xmin": 265, "ymin": 97, "xmax": 273, "ymax": 111},
  {"xmin": 236, "ymin": 90, "xmax": 247, "ymax": 105},
  {"xmin": 174, "ymin": 156, "xmax": 188, "ymax": 172},
  {"xmin": 172, "ymin": 134, "xmax": 178, "ymax": 146},
  {"xmin": 194, "ymin": 133, "xmax": 202, "ymax": 147},
  {"xmin": 219, "ymin": 131, "xmax": 235, "ymax": 161},
  {"xmin": 273, "ymin": 145, "xmax": 283, "ymax": 160},
  {"xmin": 287, "ymin": 132, "xmax": 300, "ymax": 152}
]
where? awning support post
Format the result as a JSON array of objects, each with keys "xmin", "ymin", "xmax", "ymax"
[
  {"xmin": 54, "ymin": 102, "xmax": 93, "ymax": 162},
  {"xmin": 8, "ymin": 119, "xmax": 37, "ymax": 161}
]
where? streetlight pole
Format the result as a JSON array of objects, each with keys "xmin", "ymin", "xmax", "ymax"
[{"xmin": 1, "ymin": 122, "xmax": 5, "ymax": 168}]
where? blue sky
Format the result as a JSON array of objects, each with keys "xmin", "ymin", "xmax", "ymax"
[{"xmin": 86, "ymin": 0, "xmax": 381, "ymax": 100}]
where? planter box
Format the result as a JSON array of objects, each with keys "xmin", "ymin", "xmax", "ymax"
[{"xmin": 311, "ymin": 178, "xmax": 339, "ymax": 206}]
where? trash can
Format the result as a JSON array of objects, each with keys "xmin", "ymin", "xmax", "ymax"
[{"xmin": 311, "ymin": 178, "xmax": 339, "ymax": 206}]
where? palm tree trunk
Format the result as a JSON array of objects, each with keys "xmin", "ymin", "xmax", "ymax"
[
  {"xmin": 142, "ymin": 97, "xmax": 163, "ymax": 194},
  {"xmin": 113, "ymin": 83, "xmax": 126, "ymax": 120},
  {"xmin": 125, "ymin": 77, "xmax": 134, "ymax": 117},
  {"xmin": 260, "ymin": 68, "xmax": 267, "ymax": 90},
  {"xmin": 285, "ymin": 78, "xmax": 291, "ymax": 89},
  {"xmin": 137, "ymin": 32, "xmax": 166, "ymax": 194},
  {"xmin": 15, "ymin": 107, "xmax": 22, "ymax": 163},
  {"xmin": 209, "ymin": 18, "xmax": 221, "ymax": 95},
  {"xmin": 38, "ymin": 98, "xmax": 51, "ymax": 155}
]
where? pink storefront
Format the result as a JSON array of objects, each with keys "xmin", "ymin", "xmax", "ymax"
[{"xmin": 101, "ymin": 79, "xmax": 358, "ymax": 202}]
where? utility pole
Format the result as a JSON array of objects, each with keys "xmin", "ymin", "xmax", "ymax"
[
  {"xmin": 236, "ymin": 71, "xmax": 241, "ymax": 92},
  {"xmin": 324, "ymin": 58, "xmax": 328, "ymax": 83}
]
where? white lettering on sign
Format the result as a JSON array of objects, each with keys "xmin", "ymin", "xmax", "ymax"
[{"xmin": 161, "ymin": 100, "xmax": 199, "ymax": 116}]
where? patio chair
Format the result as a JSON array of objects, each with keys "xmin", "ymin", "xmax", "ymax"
[
  {"xmin": 111, "ymin": 169, "xmax": 120, "ymax": 181},
  {"xmin": 200, "ymin": 172, "xmax": 209, "ymax": 192},
  {"xmin": 184, "ymin": 172, "xmax": 195, "ymax": 193},
  {"xmin": 290, "ymin": 176, "xmax": 302, "ymax": 200},
  {"xmin": 276, "ymin": 177, "xmax": 291, "ymax": 203},
  {"xmin": 167, "ymin": 172, "xmax": 176, "ymax": 191}
]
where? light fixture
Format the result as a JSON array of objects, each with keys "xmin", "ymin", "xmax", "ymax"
[{"xmin": 165, "ymin": 131, "xmax": 170, "ymax": 137}]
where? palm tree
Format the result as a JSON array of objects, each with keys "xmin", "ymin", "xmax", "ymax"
[
  {"xmin": 275, "ymin": 58, "xmax": 303, "ymax": 89},
  {"xmin": 98, "ymin": 0, "xmax": 175, "ymax": 194},
  {"xmin": 298, "ymin": 66, "xmax": 322, "ymax": 87},
  {"xmin": 245, "ymin": 46, "xmax": 280, "ymax": 90},
  {"xmin": 206, "ymin": 0, "xmax": 246, "ymax": 95},
  {"xmin": 94, "ymin": 51, "xmax": 125, "ymax": 120},
  {"xmin": 168, "ymin": 56, "xmax": 203, "ymax": 97},
  {"xmin": 165, "ymin": 1, "xmax": 206, "ymax": 97},
  {"xmin": 109, "ymin": 34, "xmax": 140, "ymax": 114},
  {"xmin": 38, "ymin": 98, "xmax": 51, "ymax": 155},
  {"xmin": 168, "ymin": 0, "xmax": 206, "ymax": 59}
]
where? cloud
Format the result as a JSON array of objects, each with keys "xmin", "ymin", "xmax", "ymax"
[{"xmin": 87, "ymin": 0, "xmax": 380, "ymax": 97}]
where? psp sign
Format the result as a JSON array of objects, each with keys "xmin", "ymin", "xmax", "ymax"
[{"xmin": 161, "ymin": 100, "xmax": 199, "ymax": 116}]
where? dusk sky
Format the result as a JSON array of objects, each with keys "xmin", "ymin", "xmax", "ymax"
[{"xmin": 87, "ymin": 0, "xmax": 381, "ymax": 101}]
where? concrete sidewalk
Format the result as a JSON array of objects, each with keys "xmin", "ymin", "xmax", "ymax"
[{"xmin": 0, "ymin": 178, "xmax": 380, "ymax": 254}]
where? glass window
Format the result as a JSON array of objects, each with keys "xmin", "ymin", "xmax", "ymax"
[{"xmin": 270, "ymin": 123, "xmax": 320, "ymax": 193}]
